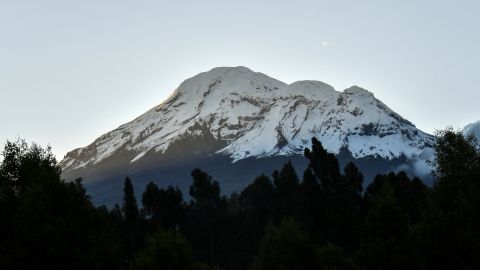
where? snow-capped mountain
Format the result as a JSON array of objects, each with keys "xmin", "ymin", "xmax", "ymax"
[
  {"xmin": 61, "ymin": 66, "xmax": 432, "ymax": 170},
  {"xmin": 60, "ymin": 66, "xmax": 434, "ymax": 205}
]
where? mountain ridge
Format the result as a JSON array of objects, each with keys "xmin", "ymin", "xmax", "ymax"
[{"xmin": 60, "ymin": 66, "xmax": 433, "ymax": 174}]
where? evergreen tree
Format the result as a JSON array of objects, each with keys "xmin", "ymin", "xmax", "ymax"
[
  {"xmin": 271, "ymin": 161, "xmax": 300, "ymax": 222},
  {"xmin": 189, "ymin": 169, "xmax": 221, "ymax": 206},
  {"xmin": 123, "ymin": 177, "xmax": 139, "ymax": 229},
  {"xmin": 332, "ymin": 161, "xmax": 363, "ymax": 250},
  {"xmin": 133, "ymin": 230, "xmax": 208, "ymax": 270},
  {"xmin": 3, "ymin": 130, "xmax": 480, "ymax": 269},
  {"xmin": 363, "ymin": 172, "xmax": 427, "ymax": 226},
  {"xmin": 251, "ymin": 218, "xmax": 318, "ymax": 270},
  {"xmin": 316, "ymin": 243, "xmax": 357, "ymax": 270},
  {"xmin": 142, "ymin": 182, "xmax": 160, "ymax": 219},
  {"xmin": 304, "ymin": 137, "xmax": 341, "ymax": 193},
  {"xmin": 0, "ymin": 139, "xmax": 60, "ymax": 195},
  {"xmin": 0, "ymin": 140, "xmax": 124, "ymax": 270},
  {"xmin": 238, "ymin": 174, "xmax": 274, "ymax": 258},
  {"xmin": 409, "ymin": 176, "xmax": 428, "ymax": 224},
  {"xmin": 298, "ymin": 167, "xmax": 324, "ymax": 242},
  {"xmin": 142, "ymin": 182, "xmax": 185, "ymax": 231},
  {"xmin": 188, "ymin": 168, "xmax": 223, "ymax": 266},
  {"xmin": 122, "ymin": 177, "xmax": 140, "ymax": 267},
  {"xmin": 422, "ymin": 129, "xmax": 480, "ymax": 269},
  {"xmin": 342, "ymin": 161, "xmax": 364, "ymax": 202},
  {"xmin": 363, "ymin": 183, "xmax": 409, "ymax": 270},
  {"xmin": 239, "ymin": 174, "xmax": 273, "ymax": 236},
  {"xmin": 303, "ymin": 138, "xmax": 361, "ymax": 248}
]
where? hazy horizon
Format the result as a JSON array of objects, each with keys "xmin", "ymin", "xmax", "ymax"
[{"xmin": 1, "ymin": 0, "xmax": 479, "ymax": 160}]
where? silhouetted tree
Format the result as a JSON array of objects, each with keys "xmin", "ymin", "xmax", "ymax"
[
  {"xmin": 304, "ymin": 137, "xmax": 341, "ymax": 193},
  {"xmin": 333, "ymin": 161, "xmax": 364, "ymax": 250},
  {"xmin": 251, "ymin": 218, "xmax": 318, "ymax": 270},
  {"xmin": 3, "ymin": 130, "xmax": 480, "ymax": 270},
  {"xmin": 298, "ymin": 167, "xmax": 324, "ymax": 242},
  {"xmin": 303, "ymin": 138, "xmax": 361, "ymax": 248},
  {"xmin": 0, "ymin": 140, "xmax": 124, "ymax": 270},
  {"xmin": 0, "ymin": 139, "xmax": 60, "ymax": 195},
  {"xmin": 188, "ymin": 168, "xmax": 224, "ymax": 266},
  {"xmin": 237, "ymin": 174, "xmax": 274, "ymax": 260},
  {"xmin": 142, "ymin": 182, "xmax": 185, "ymax": 231},
  {"xmin": 421, "ymin": 129, "xmax": 480, "ymax": 269},
  {"xmin": 123, "ymin": 177, "xmax": 139, "ymax": 228},
  {"xmin": 363, "ymin": 172, "xmax": 427, "ymax": 226},
  {"xmin": 122, "ymin": 177, "xmax": 140, "ymax": 267},
  {"xmin": 316, "ymin": 243, "xmax": 357, "ymax": 270},
  {"xmin": 362, "ymin": 183, "xmax": 409, "ymax": 270},
  {"xmin": 271, "ymin": 161, "xmax": 300, "ymax": 222},
  {"xmin": 133, "ymin": 230, "xmax": 208, "ymax": 270}
]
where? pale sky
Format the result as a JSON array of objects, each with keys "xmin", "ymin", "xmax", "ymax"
[{"xmin": 1, "ymin": 0, "xmax": 479, "ymax": 160}]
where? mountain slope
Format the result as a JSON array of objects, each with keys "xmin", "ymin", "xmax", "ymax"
[{"xmin": 60, "ymin": 66, "xmax": 434, "ymax": 205}]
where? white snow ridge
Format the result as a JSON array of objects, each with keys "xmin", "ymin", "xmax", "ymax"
[{"xmin": 60, "ymin": 66, "xmax": 434, "ymax": 172}]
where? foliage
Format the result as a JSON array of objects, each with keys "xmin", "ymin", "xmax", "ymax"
[
  {"xmin": 251, "ymin": 218, "xmax": 318, "ymax": 270},
  {"xmin": 142, "ymin": 182, "xmax": 185, "ymax": 230},
  {"xmin": 422, "ymin": 129, "xmax": 480, "ymax": 269},
  {"xmin": 1, "ymin": 129, "xmax": 479, "ymax": 269},
  {"xmin": 0, "ymin": 139, "xmax": 123, "ymax": 270},
  {"xmin": 133, "ymin": 230, "xmax": 208, "ymax": 270}
]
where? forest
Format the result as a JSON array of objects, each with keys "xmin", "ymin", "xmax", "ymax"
[{"xmin": 0, "ymin": 129, "xmax": 479, "ymax": 270}]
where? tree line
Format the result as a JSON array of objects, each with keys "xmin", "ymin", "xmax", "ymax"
[{"xmin": 0, "ymin": 129, "xmax": 479, "ymax": 269}]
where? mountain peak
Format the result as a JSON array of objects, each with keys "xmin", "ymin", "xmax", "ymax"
[
  {"xmin": 195, "ymin": 66, "xmax": 273, "ymax": 82},
  {"xmin": 207, "ymin": 66, "xmax": 254, "ymax": 73},
  {"xmin": 171, "ymin": 66, "xmax": 286, "ymax": 98},
  {"xmin": 344, "ymin": 85, "xmax": 372, "ymax": 95}
]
